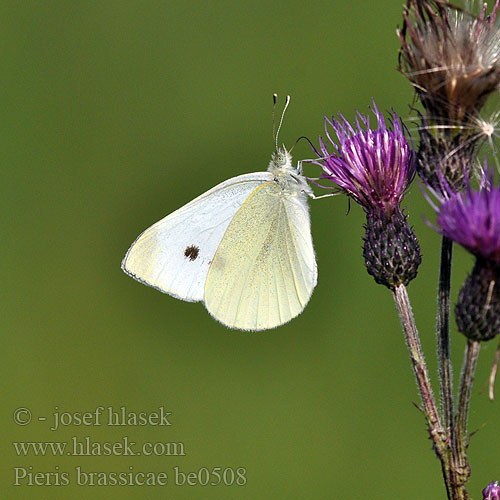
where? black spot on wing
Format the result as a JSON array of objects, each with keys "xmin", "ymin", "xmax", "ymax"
[{"xmin": 184, "ymin": 245, "xmax": 200, "ymax": 261}]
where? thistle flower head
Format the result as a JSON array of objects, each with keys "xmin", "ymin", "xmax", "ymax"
[
  {"xmin": 431, "ymin": 164, "xmax": 500, "ymax": 341},
  {"xmin": 318, "ymin": 101, "xmax": 416, "ymax": 217},
  {"xmin": 435, "ymin": 166, "xmax": 500, "ymax": 263},
  {"xmin": 483, "ymin": 481, "xmax": 500, "ymax": 500},
  {"xmin": 316, "ymin": 101, "xmax": 421, "ymax": 289},
  {"xmin": 399, "ymin": 0, "xmax": 500, "ymax": 123},
  {"xmin": 399, "ymin": 0, "xmax": 500, "ymax": 193}
]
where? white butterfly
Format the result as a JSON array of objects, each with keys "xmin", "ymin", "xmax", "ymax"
[{"xmin": 121, "ymin": 96, "xmax": 317, "ymax": 331}]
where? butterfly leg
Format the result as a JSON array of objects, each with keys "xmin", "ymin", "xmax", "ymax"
[{"xmin": 310, "ymin": 193, "xmax": 335, "ymax": 200}]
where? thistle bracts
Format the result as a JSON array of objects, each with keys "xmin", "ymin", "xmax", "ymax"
[
  {"xmin": 316, "ymin": 101, "xmax": 421, "ymax": 289},
  {"xmin": 398, "ymin": 0, "xmax": 500, "ymax": 192},
  {"xmin": 455, "ymin": 259, "xmax": 500, "ymax": 341},
  {"xmin": 417, "ymin": 116, "xmax": 476, "ymax": 192},
  {"xmin": 364, "ymin": 209, "xmax": 422, "ymax": 288}
]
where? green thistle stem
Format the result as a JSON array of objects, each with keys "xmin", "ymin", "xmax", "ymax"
[
  {"xmin": 437, "ymin": 236, "xmax": 454, "ymax": 437},
  {"xmin": 489, "ymin": 341, "xmax": 500, "ymax": 401},
  {"xmin": 454, "ymin": 340, "xmax": 480, "ymax": 488}
]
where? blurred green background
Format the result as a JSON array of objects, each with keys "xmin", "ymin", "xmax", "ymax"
[{"xmin": 3, "ymin": 1, "xmax": 499, "ymax": 498}]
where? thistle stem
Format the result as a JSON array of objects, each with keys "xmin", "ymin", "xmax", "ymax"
[
  {"xmin": 454, "ymin": 340, "xmax": 480, "ymax": 488},
  {"xmin": 392, "ymin": 285, "xmax": 454, "ymax": 494},
  {"xmin": 438, "ymin": 235, "xmax": 454, "ymax": 435},
  {"xmin": 392, "ymin": 284, "xmax": 468, "ymax": 500},
  {"xmin": 489, "ymin": 340, "xmax": 500, "ymax": 401},
  {"xmin": 393, "ymin": 284, "xmax": 442, "ymax": 429}
]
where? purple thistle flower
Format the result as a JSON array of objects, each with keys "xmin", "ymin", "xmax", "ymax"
[
  {"xmin": 483, "ymin": 481, "xmax": 500, "ymax": 500},
  {"xmin": 432, "ymin": 164, "xmax": 500, "ymax": 341},
  {"xmin": 435, "ymin": 168, "xmax": 500, "ymax": 264},
  {"xmin": 318, "ymin": 101, "xmax": 416, "ymax": 217},
  {"xmin": 315, "ymin": 101, "xmax": 421, "ymax": 289}
]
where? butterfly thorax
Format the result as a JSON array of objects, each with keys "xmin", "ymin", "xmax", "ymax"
[{"xmin": 268, "ymin": 146, "xmax": 313, "ymax": 197}]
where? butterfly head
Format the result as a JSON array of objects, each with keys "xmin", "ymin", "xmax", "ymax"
[
  {"xmin": 270, "ymin": 146, "xmax": 293, "ymax": 172},
  {"xmin": 268, "ymin": 146, "xmax": 312, "ymax": 197}
]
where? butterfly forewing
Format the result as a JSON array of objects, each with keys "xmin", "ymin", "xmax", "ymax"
[{"xmin": 121, "ymin": 173, "xmax": 272, "ymax": 302}]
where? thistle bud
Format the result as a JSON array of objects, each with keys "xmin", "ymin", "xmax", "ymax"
[{"xmin": 456, "ymin": 259, "xmax": 500, "ymax": 341}]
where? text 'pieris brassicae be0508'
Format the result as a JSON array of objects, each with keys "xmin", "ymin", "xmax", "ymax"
[{"xmin": 121, "ymin": 96, "xmax": 317, "ymax": 331}]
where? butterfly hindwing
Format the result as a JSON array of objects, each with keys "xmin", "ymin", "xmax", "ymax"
[{"xmin": 204, "ymin": 181, "xmax": 317, "ymax": 330}]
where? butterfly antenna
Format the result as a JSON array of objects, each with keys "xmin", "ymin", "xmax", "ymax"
[
  {"xmin": 275, "ymin": 95, "xmax": 291, "ymax": 151},
  {"xmin": 272, "ymin": 93, "xmax": 278, "ymax": 145}
]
